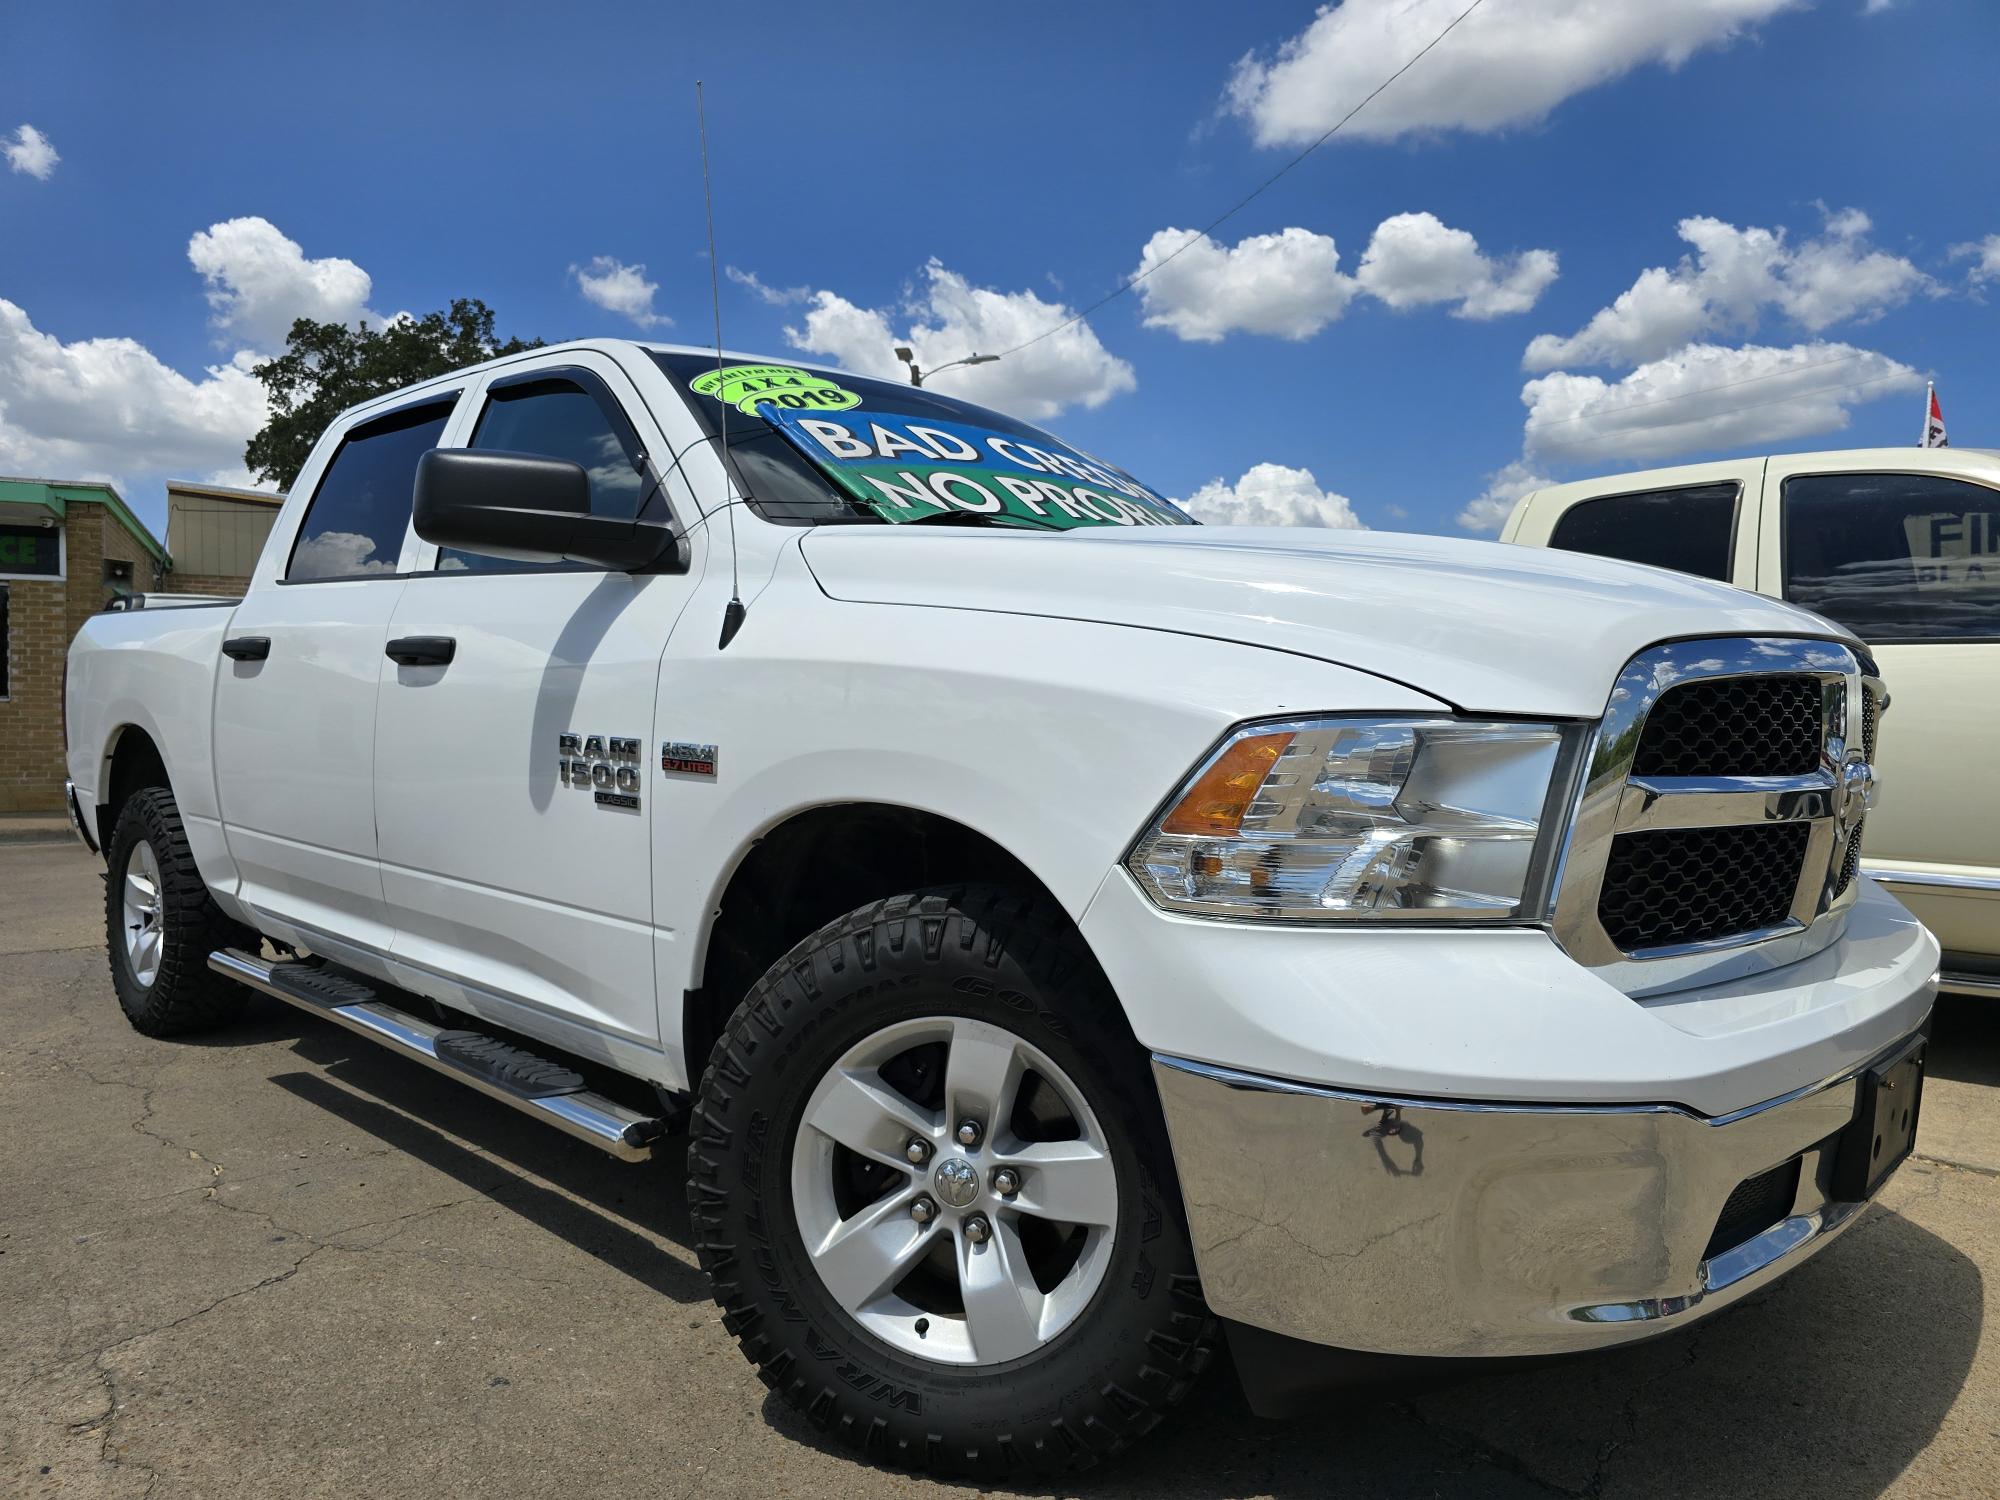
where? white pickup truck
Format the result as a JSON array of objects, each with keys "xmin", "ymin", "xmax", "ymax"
[{"xmin": 65, "ymin": 339, "xmax": 1938, "ymax": 1478}]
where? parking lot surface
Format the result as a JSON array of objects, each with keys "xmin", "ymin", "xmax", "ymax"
[{"xmin": 3, "ymin": 832, "xmax": 1996, "ymax": 1499}]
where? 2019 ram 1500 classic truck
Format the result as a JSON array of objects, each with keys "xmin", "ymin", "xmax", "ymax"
[{"xmin": 66, "ymin": 340, "xmax": 1937, "ymax": 1478}]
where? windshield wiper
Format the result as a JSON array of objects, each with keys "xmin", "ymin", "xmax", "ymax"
[{"xmin": 893, "ymin": 509, "xmax": 1053, "ymax": 531}]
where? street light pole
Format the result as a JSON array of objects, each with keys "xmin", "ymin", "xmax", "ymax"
[{"xmin": 895, "ymin": 347, "xmax": 999, "ymax": 388}]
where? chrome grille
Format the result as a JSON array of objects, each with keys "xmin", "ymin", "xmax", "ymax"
[
  {"xmin": 1833, "ymin": 817, "xmax": 1865, "ymax": 898},
  {"xmin": 1629, "ymin": 675, "xmax": 1822, "ymax": 777},
  {"xmin": 1552, "ymin": 638, "xmax": 1882, "ymax": 996},
  {"xmin": 1861, "ymin": 686, "xmax": 1880, "ymax": 761},
  {"xmin": 1599, "ymin": 823, "xmax": 1810, "ymax": 949}
]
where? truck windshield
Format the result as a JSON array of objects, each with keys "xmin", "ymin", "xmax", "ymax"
[{"xmin": 648, "ymin": 350, "xmax": 1192, "ymax": 530}]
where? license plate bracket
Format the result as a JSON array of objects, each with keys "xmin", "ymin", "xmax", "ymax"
[{"xmin": 1830, "ymin": 1036, "xmax": 1926, "ymax": 1203}]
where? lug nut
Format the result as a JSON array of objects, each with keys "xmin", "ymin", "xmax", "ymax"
[
  {"xmin": 955, "ymin": 1118, "xmax": 984, "ymax": 1149},
  {"xmin": 904, "ymin": 1137, "xmax": 932, "ymax": 1166},
  {"xmin": 992, "ymin": 1168, "xmax": 1020, "ymax": 1197},
  {"xmin": 910, "ymin": 1196, "xmax": 938, "ymax": 1225},
  {"xmin": 963, "ymin": 1214, "xmax": 991, "ymax": 1245}
]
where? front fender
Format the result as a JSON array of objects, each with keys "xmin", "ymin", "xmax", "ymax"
[{"xmin": 649, "ymin": 580, "xmax": 1448, "ymax": 1001}]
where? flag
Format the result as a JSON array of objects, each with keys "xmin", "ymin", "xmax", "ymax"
[{"xmin": 1922, "ymin": 382, "xmax": 1948, "ymax": 448}]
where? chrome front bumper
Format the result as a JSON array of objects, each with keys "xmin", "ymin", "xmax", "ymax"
[{"xmin": 1153, "ymin": 1030, "xmax": 1927, "ymax": 1358}]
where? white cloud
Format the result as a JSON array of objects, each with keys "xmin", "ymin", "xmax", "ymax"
[
  {"xmin": 1132, "ymin": 213, "xmax": 1554, "ymax": 343},
  {"xmin": 1177, "ymin": 462, "xmax": 1364, "ymax": 528},
  {"xmin": 1226, "ymin": 0, "xmax": 1800, "ymax": 147},
  {"xmin": 726, "ymin": 266, "xmax": 810, "ymax": 306},
  {"xmin": 784, "ymin": 259, "xmax": 1134, "ymax": 421},
  {"xmin": 4, "ymin": 123, "xmax": 59, "ymax": 179},
  {"xmin": 1951, "ymin": 234, "xmax": 2000, "ymax": 286},
  {"xmin": 1524, "ymin": 211, "xmax": 1929, "ymax": 370},
  {"xmin": 1520, "ymin": 341, "xmax": 1921, "ymax": 463},
  {"xmin": 1134, "ymin": 227, "xmax": 1356, "ymax": 342},
  {"xmin": 290, "ymin": 530, "xmax": 396, "ymax": 578},
  {"xmin": 1355, "ymin": 212, "xmax": 1559, "ymax": 319},
  {"xmin": 572, "ymin": 255, "xmax": 670, "ymax": 329},
  {"xmin": 1456, "ymin": 459, "xmax": 1550, "ymax": 532},
  {"xmin": 188, "ymin": 217, "xmax": 380, "ymax": 351},
  {"xmin": 0, "ymin": 297, "xmax": 268, "ymax": 489}
]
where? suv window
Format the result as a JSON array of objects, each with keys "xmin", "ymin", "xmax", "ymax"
[
  {"xmin": 438, "ymin": 375, "xmax": 647, "ymax": 574},
  {"xmin": 287, "ymin": 399, "xmax": 455, "ymax": 581},
  {"xmin": 1546, "ymin": 482, "xmax": 1738, "ymax": 581},
  {"xmin": 1784, "ymin": 472, "xmax": 2000, "ymax": 642}
]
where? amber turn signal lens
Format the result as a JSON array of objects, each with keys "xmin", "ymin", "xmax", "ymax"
[{"xmin": 1159, "ymin": 732, "xmax": 1294, "ymax": 835}]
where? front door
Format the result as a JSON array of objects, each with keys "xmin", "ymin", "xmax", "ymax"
[
  {"xmin": 213, "ymin": 392, "xmax": 463, "ymax": 953},
  {"xmin": 371, "ymin": 352, "xmax": 705, "ymax": 1047}
]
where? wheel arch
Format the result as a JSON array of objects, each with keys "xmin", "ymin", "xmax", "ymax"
[
  {"xmin": 683, "ymin": 802, "xmax": 1106, "ymax": 1085},
  {"xmin": 98, "ymin": 723, "xmax": 174, "ymax": 852}
]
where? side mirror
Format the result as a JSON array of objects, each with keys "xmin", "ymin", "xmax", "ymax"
[{"xmin": 413, "ymin": 449, "xmax": 684, "ymax": 572}]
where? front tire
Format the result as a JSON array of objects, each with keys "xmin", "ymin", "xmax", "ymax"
[
  {"xmin": 688, "ymin": 887, "xmax": 1215, "ymax": 1478},
  {"xmin": 105, "ymin": 786, "xmax": 254, "ymax": 1037}
]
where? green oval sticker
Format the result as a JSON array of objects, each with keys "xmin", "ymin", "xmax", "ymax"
[{"xmin": 689, "ymin": 363, "xmax": 861, "ymax": 416}]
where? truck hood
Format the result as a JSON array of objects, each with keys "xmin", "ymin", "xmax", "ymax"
[{"xmin": 798, "ymin": 525, "xmax": 1858, "ymax": 718}]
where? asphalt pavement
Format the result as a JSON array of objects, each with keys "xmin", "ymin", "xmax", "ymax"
[{"xmin": 3, "ymin": 830, "xmax": 1995, "ymax": 1499}]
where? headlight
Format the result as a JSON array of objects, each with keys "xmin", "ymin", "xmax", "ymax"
[{"xmin": 1127, "ymin": 717, "xmax": 1574, "ymax": 922}]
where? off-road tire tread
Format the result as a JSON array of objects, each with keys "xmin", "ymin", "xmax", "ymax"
[
  {"xmin": 687, "ymin": 885, "xmax": 1217, "ymax": 1479},
  {"xmin": 105, "ymin": 786, "xmax": 255, "ymax": 1037}
]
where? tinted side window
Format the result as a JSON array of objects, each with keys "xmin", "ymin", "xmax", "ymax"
[
  {"xmin": 438, "ymin": 378, "xmax": 646, "ymax": 573},
  {"xmin": 288, "ymin": 400, "xmax": 454, "ymax": 581},
  {"xmin": 1784, "ymin": 473, "xmax": 2000, "ymax": 642},
  {"xmin": 1546, "ymin": 482, "xmax": 1738, "ymax": 581}
]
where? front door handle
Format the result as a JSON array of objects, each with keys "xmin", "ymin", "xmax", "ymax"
[
  {"xmin": 221, "ymin": 636, "xmax": 270, "ymax": 662},
  {"xmin": 385, "ymin": 635, "xmax": 457, "ymax": 667}
]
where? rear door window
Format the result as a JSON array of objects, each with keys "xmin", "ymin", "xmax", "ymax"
[
  {"xmin": 437, "ymin": 372, "xmax": 648, "ymax": 574},
  {"xmin": 1546, "ymin": 482, "xmax": 1739, "ymax": 581},
  {"xmin": 1783, "ymin": 473, "xmax": 2000, "ymax": 641},
  {"xmin": 287, "ymin": 399, "xmax": 455, "ymax": 581}
]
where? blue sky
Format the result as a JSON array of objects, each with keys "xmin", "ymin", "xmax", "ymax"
[{"xmin": 2, "ymin": 0, "xmax": 1996, "ymax": 540}]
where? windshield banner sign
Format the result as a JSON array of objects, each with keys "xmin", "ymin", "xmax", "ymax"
[{"xmin": 758, "ymin": 404, "xmax": 1188, "ymax": 529}]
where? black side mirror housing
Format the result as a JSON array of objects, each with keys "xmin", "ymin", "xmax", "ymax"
[{"xmin": 413, "ymin": 449, "xmax": 685, "ymax": 572}]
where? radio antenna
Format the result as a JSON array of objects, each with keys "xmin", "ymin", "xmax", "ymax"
[{"xmin": 697, "ymin": 81, "xmax": 747, "ymax": 649}]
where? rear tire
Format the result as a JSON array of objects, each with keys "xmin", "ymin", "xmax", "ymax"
[
  {"xmin": 105, "ymin": 786, "xmax": 255, "ymax": 1037},
  {"xmin": 688, "ymin": 886, "xmax": 1215, "ymax": 1478}
]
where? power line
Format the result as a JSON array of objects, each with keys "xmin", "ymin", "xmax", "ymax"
[{"xmin": 992, "ymin": 0, "xmax": 1489, "ymax": 362}]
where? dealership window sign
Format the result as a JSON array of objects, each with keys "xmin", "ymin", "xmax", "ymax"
[{"xmin": 0, "ymin": 522, "xmax": 64, "ymax": 579}]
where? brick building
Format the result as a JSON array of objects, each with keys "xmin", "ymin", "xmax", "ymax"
[{"xmin": 0, "ymin": 477, "xmax": 170, "ymax": 813}]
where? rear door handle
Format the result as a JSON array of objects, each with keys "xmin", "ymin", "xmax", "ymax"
[
  {"xmin": 386, "ymin": 635, "xmax": 456, "ymax": 667},
  {"xmin": 221, "ymin": 636, "xmax": 270, "ymax": 662}
]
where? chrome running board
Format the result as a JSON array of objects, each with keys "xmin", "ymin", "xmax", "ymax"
[{"xmin": 207, "ymin": 949, "xmax": 666, "ymax": 1161}]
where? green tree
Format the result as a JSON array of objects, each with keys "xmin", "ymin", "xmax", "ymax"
[{"xmin": 245, "ymin": 299, "xmax": 543, "ymax": 490}]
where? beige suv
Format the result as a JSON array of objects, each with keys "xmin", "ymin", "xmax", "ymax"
[{"xmin": 1505, "ymin": 447, "xmax": 1999, "ymax": 995}]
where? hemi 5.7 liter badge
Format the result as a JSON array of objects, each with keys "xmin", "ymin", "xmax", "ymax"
[
  {"xmin": 661, "ymin": 741, "xmax": 719, "ymax": 778},
  {"xmin": 558, "ymin": 733, "xmax": 643, "ymax": 811}
]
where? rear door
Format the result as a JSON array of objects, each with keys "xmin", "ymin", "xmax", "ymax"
[
  {"xmin": 371, "ymin": 351, "xmax": 706, "ymax": 1047},
  {"xmin": 213, "ymin": 390, "xmax": 466, "ymax": 953},
  {"xmin": 1512, "ymin": 461, "xmax": 1765, "ymax": 588},
  {"xmin": 1755, "ymin": 459, "xmax": 2000, "ymax": 958}
]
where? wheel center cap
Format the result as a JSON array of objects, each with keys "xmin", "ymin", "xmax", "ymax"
[{"xmin": 932, "ymin": 1157, "xmax": 979, "ymax": 1208}]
